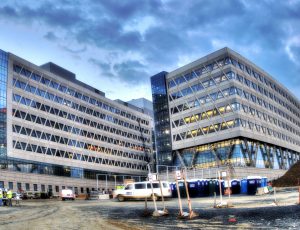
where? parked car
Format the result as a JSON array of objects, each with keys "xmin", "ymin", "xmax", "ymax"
[
  {"xmin": 60, "ymin": 189, "xmax": 75, "ymax": 201},
  {"xmin": 12, "ymin": 192, "xmax": 22, "ymax": 199},
  {"xmin": 113, "ymin": 181, "xmax": 171, "ymax": 202},
  {"xmin": 21, "ymin": 192, "xmax": 34, "ymax": 199}
]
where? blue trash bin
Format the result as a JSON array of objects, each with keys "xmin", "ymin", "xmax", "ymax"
[
  {"xmin": 231, "ymin": 179, "xmax": 241, "ymax": 194},
  {"xmin": 178, "ymin": 180, "xmax": 187, "ymax": 198},
  {"xmin": 187, "ymin": 180, "xmax": 199, "ymax": 198},
  {"xmin": 199, "ymin": 179, "xmax": 209, "ymax": 197},
  {"xmin": 261, "ymin": 177, "xmax": 268, "ymax": 187},
  {"xmin": 171, "ymin": 182, "xmax": 177, "ymax": 198},
  {"xmin": 208, "ymin": 180, "xmax": 216, "ymax": 196},
  {"xmin": 247, "ymin": 178, "xmax": 261, "ymax": 195},
  {"xmin": 241, "ymin": 179, "xmax": 248, "ymax": 194},
  {"xmin": 214, "ymin": 180, "xmax": 225, "ymax": 195},
  {"xmin": 204, "ymin": 180, "xmax": 210, "ymax": 196}
]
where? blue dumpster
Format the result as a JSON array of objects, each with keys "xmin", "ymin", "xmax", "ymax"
[
  {"xmin": 178, "ymin": 180, "xmax": 187, "ymax": 198},
  {"xmin": 210, "ymin": 180, "xmax": 224, "ymax": 196},
  {"xmin": 261, "ymin": 177, "xmax": 268, "ymax": 187},
  {"xmin": 217, "ymin": 180, "xmax": 225, "ymax": 195},
  {"xmin": 247, "ymin": 177, "xmax": 261, "ymax": 195},
  {"xmin": 171, "ymin": 182, "xmax": 177, "ymax": 198},
  {"xmin": 208, "ymin": 180, "xmax": 217, "ymax": 196},
  {"xmin": 231, "ymin": 179, "xmax": 241, "ymax": 194},
  {"xmin": 199, "ymin": 179, "xmax": 209, "ymax": 197},
  {"xmin": 188, "ymin": 179, "xmax": 199, "ymax": 197},
  {"xmin": 241, "ymin": 179, "xmax": 247, "ymax": 194},
  {"xmin": 257, "ymin": 178, "xmax": 262, "ymax": 188}
]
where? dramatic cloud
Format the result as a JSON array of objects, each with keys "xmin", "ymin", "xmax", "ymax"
[{"xmin": 0, "ymin": 0, "xmax": 300, "ymax": 99}]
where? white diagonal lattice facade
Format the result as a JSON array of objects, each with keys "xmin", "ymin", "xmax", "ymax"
[
  {"xmin": 6, "ymin": 52, "xmax": 152, "ymax": 176},
  {"xmin": 151, "ymin": 47, "xmax": 300, "ymax": 169}
]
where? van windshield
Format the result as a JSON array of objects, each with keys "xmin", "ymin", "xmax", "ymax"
[{"xmin": 125, "ymin": 184, "xmax": 134, "ymax": 190}]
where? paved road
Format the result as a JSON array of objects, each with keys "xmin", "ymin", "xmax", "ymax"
[{"xmin": 0, "ymin": 188, "xmax": 299, "ymax": 229}]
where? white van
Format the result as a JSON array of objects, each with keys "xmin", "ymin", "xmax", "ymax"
[
  {"xmin": 60, "ymin": 189, "xmax": 75, "ymax": 201},
  {"xmin": 113, "ymin": 181, "xmax": 171, "ymax": 202}
]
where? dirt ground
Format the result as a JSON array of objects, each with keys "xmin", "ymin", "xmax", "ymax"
[{"xmin": 0, "ymin": 187, "xmax": 299, "ymax": 229}]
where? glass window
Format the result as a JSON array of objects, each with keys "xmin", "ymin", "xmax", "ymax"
[
  {"xmin": 17, "ymin": 182, "xmax": 22, "ymax": 191},
  {"xmin": 134, "ymin": 183, "xmax": 146, "ymax": 189},
  {"xmin": 8, "ymin": 182, "xmax": 13, "ymax": 190}
]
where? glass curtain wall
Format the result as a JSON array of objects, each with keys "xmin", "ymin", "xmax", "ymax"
[
  {"xmin": 0, "ymin": 50, "xmax": 8, "ymax": 167},
  {"xmin": 176, "ymin": 138, "xmax": 299, "ymax": 169},
  {"xmin": 151, "ymin": 71, "xmax": 173, "ymax": 166}
]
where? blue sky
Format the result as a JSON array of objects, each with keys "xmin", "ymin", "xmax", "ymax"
[{"xmin": 0, "ymin": 0, "xmax": 300, "ymax": 101}]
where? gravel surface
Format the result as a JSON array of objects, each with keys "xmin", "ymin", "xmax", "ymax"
[{"xmin": 0, "ymin": 187, "xmax": 299, "ymax": 229}]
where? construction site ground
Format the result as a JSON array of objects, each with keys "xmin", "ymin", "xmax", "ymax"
[{"xmin": 0, "ymin": 187, "xmax": 299, "ymax": 229}]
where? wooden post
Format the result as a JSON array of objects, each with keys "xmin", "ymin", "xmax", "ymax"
[
  {"xmin": 147, "ymin": 164, "xmax": 158, "ymax": 213},
  {"xmin": 218, "ymin": 171, "xmax": 223, "ymax": 204},
  {"xmin": 183, "ymin": 169, "xmax": 197, "ymax": 218},
  {"xmin": 183, "ymin": 170, "xmax": 192, "ymax": 214},
  {"xmin": 176, "ymin": 175, "xmax": 183, "ymax": 216},
  {"xmin": 298, "ymin": 178, "xmax": 300, "ymax": 204},
  {"xmin": 214, "ymin": 192, "xmax": 216, "ymax": 208},
  {"xmin": 159, "ymin": 179, "xmax": 167, "ymax": 212}
]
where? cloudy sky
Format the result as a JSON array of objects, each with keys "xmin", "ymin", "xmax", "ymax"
[{"xmin": 0, "ymin": 0, "xmax": 300, "ymax": 101}]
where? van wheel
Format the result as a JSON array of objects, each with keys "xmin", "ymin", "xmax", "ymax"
[{"xmin": 117, "ymin": 195, "xmax": 125, "ymax": 202}]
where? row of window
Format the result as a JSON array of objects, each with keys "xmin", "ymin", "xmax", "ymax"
[
  {"xmin": 173, "ymin": 116, "xmax": 300, "ymax": 147},
  {"xmin": 234, "ymin": 72, "xmax": 299, "ymax": 123},
  {"xmin": 13, "ymin": 122, "xmax": 149, "ymax": 156},
  {"xmin": 240, "ymin": 104, "xmax": 300, "ymax": 137},
  {"xmin": 13, "ymin": 109, "xmax": 149, "ymax": 152},
  {"xmin": 12, "ymin": 91, "xmax": 149, "ymax": 136},
  {"xmin": 172, "ymin": 101, "xmax": 300, "ymax": 138},
  {"xmin": 167, "ymin": 55, "xmax": 299, "ymax": 112},
  {"xmin": 172, "ymin": 102, "xmax": 240, "ymax": 128},
  {"xmin": 169, "ymin": 71, "xmax": 299, "ymax": 128},
  {"xmin": 13, "ymin": 64, "xmax": 149, "ymax": 125},
  {"xmin": 170, "ymin": 86, "xmax": 299, "ymax": 134},
  {"xmin": 168, "ymin": 56, "xmax": 231, "ymax": 88},
  {"xmin": 169, "ymin": 71, "xmax": 234, "ymax": 101},
  {"xmin": 12, "ymin": 123, "xmax": 148, "ymax": 161},
  {"xmin": 227, "ymin": 56, "xmax": 300, "ymax": 112},
  {"xmin": 13, "ymin": 140, "xmax": 148, "ymax": 170},
  {"xmin": 173, "ymin": 119, "xmax": 238, "ymax": 141},
  {"xmin": 0, "ymin": 181, "xmax": 108, "ymax": 194},
  {"xmin": 170, "ymin": 86, "xmax": 238, "ymax": 114},
  {"xmin": 13, "ymin": 108, "xmax": 149, "ymax": 145}
]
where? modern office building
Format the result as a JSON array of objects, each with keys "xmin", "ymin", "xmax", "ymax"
[
  {"xmin": 127, "ymin": 98, "xmax": 154, "ymax": 118},
  {"xmin": 151, "ymin": 47, "xmax": 300, "ymax": 176},
  {"xmin": 126, "ymin": 98, "xmax": 157, "ymax": 170},
  {"xmin": 0, "ymin": 49, "xmax": 152, "ymax": 194}
]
